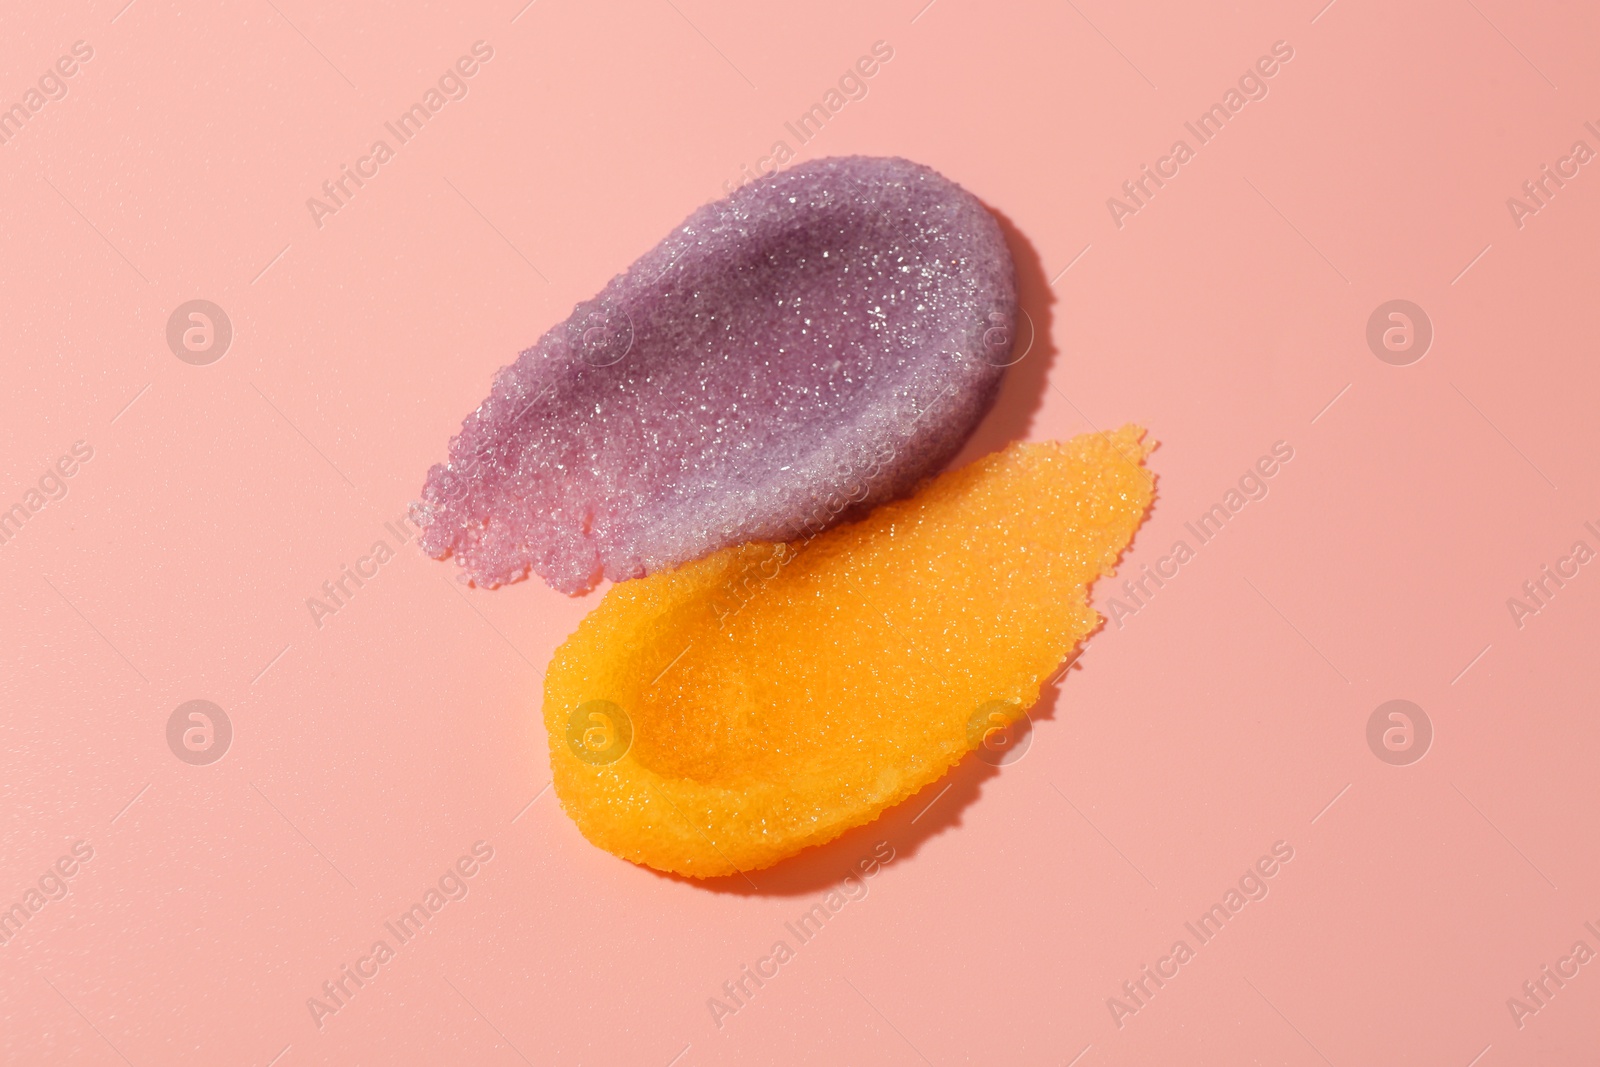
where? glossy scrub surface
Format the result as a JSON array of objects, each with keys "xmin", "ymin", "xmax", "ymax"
[
  {"xmin": 414, "ymin": 156, "xmax": 1016, "ymax": 594},
  {"xmin": 544, "ymin": 428, "xmax": 1155, "ymax": 877}
]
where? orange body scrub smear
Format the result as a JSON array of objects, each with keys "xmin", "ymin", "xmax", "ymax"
[{"xmin": 543, "ymin": 427, "xmax": 1155, "ymax": 877}]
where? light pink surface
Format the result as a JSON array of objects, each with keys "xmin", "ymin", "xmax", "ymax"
[{"xmin": 2, "ymin": 1, "xmax": 1597, "ymax": 1064}]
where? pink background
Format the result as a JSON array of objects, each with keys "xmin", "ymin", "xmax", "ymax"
[{"xmin": 3, "ymin": 0, "xmax": 1598, "ymax": 1063}]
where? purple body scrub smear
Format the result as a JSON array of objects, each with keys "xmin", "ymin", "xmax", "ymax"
[{"xmin": 414, "ymin": 156, "xmax": 1017, "ymax": 595}]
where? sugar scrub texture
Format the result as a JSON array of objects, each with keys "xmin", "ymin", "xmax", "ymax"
[
  {"xmin": 544, "ymin": 429, "xmax": 1155, "ymax": 877},
  {"xmin": 413, "ymin": 156, "xmax": 1016, "ymax": 594}
]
